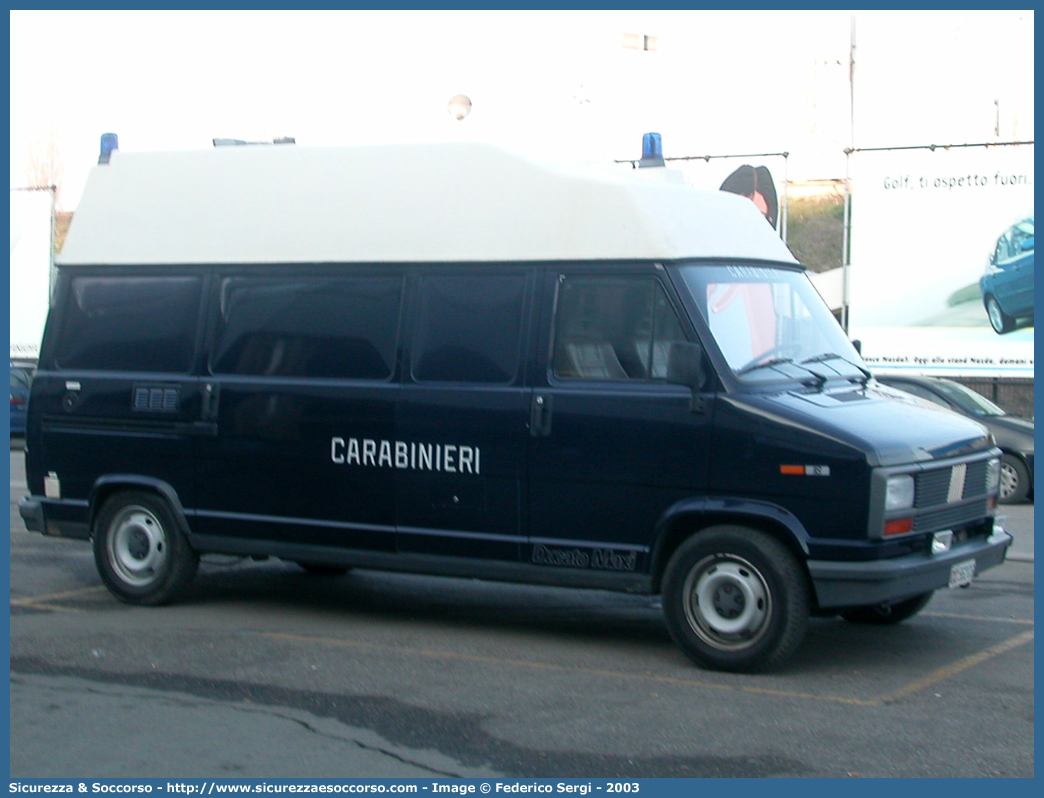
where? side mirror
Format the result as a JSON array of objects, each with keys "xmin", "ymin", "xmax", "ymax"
[
  {"xmin": 851, "ymin": 339, "xmax": 862, "ymax": 355},
  {"xmin": 667, "ymin": 341, "xmax": 706, "ymax": 391},
  {"xmin": 667, "ymin": 341, "xmax": 708, "ymax": 412}
]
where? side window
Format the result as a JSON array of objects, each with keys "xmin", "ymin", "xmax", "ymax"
[
  {"xmin": 995, "ymin": 231, "xmax": 1013, "ymax": 264},
  {"xmin": 1010, "ymin": 223, "xmax": 1031, "ymax": 254},
  {"xmin": 412, "ymin": 274, "xmax": 526, "ymax": 384},
  {"xmin": 55, "ymin": 276, "xmax": 201, "ymax": 372},
  {"xmin": 212, "ymin": 275, "xmax": 402, "ymax": 379},
  {"xmin": 553, "ymin": 275, "xmax": 686, "ymax": 380}
]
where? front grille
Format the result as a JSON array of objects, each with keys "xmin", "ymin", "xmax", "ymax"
[
  {"xmin": 915, "ymin": 460, "xmax": 988, "ymax": 508},
  {"xmin": 910, "ymin": 459, "xmax": 992, "ymax": 533},
  {"xmin": 874, "ymin": 453, "xmax": 996, "ymax": 540},
  {"xmin": 913, "ymin": 499, "xmax": 989, "ymax": 532}
]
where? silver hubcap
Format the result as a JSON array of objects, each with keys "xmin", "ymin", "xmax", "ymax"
[
  {"xmin": 999, "ymin": 462, "xmax": 1020, "ymax": 499},
  {"xmin": 108, "ymin": 506, "xmax": 167, "ymax": 586},
  {"xmin": 682, "ymin": 555, "xmax": 771, "ymax": 651},
  {"xmin": 987, "ymin": 299, "xmax": 1004, "ymax": 331}
]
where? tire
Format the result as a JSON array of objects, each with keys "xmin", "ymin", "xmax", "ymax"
[
  {"xmin": 295, "ymin": 562, "xmax": 351, "ymax": 576},
  {"xmin": 839, "ymin": 591, "xmax": 933, "ymax": 625},
  {"xmin": 999, "ymin": 453, "xmax": 1030, "ymax": 505},
  {"xmin": 661, "ymin": 526, "xmax": 810, "ymax": 673},
  {"xmin": 985, "ymin": 295, "xmax": 1015, "ymax": 334},
  {"xmin": 93, "ymin": 491, "xmax": 199, "ymax": 605}
]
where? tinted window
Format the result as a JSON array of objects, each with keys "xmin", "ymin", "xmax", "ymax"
[
  {"xmin": 412, "ymin": 274, "xmax": 526, "ymax": 384},
  {"xmin": 553, "ymin": 275, "xmax": 685, "ymax": 380},
  {"xmin": 212, "ymin": 275, "xmax": 402, "ymax": 380},
  {"xmin": 55, "ymin": 276, "xmax": 201, "ymax": 372}
]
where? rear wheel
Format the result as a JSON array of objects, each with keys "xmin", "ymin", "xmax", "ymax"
[
  {"xmin": 839, "ymin": 591, "xmax": 933, "ymax": 625},
  {"xmin": 662, "ymin": 526, "xmax": 810, "ymax": 672},
  {"xmin": 93, "ymin": 491, "xmax": 198, "ymax": 605}
]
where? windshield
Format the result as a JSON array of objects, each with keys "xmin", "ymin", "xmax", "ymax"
[
  {"xmin": 933, "ymin": 380, "xmax": 1007, "ymax": 417},
  {"xmin": 677, "ymin": 264, "xmax": 866, "ymax": 385}
]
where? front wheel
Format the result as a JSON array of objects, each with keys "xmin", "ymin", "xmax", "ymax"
[
  {"xmin": 839, "ymin": 591, "xmax": 933, "ymax": 625},
  {"xmin": 662, "ymin": 526, "xmax": 810, "ymax": 673},
  {"xmin": 985, "ymin": 295, "xmax": 1015, "ymax": 334},
  {"xmin": 93, "ymin": 491, "xmax": 199, "ymax": 605},
  {"xmin": 999, "ymin": 453, "xmax": 1030, "ymax": 504}
]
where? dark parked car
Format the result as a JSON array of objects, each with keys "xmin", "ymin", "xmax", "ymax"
[
  {"xmin": 980, "ymin": 215, "xmax": 1033, "ymax": 334},
  {"xmin": 877, "ymin": 375, "xmax": 1033, "ymax": 504},
  {"xmin": 10, "ymin": 363, "xmax": 34, "ymax": 437}
]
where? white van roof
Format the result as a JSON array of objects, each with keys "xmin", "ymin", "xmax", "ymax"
[{"xmin": 58, "ymin": 142, "xmax": 798, "ymax": 267}]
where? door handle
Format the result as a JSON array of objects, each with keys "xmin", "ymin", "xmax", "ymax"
[
  {"xmin": 202, "ymin": 382, "xmax": 220, "ymax": 421},
  {"xmin": 530, "ymin": 393, "xmax": 552, "ymax": 437}
]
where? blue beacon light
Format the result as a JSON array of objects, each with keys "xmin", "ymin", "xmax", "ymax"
[
  {"xmin": 99, "ymin": 133, "xmax": 119, "ymax": 164},
  {"xmin": 638, "ymin": 132, "xmax": 665, "ymax": 168}
]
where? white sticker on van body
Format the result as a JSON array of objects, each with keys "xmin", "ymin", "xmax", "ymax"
[{"xmin": 330, "ymin": 437, "xmax": 480, "ymax": 475}]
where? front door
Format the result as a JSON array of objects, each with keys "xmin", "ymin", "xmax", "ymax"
[{"xmin": 527, "ymin": 268, "xmax": 713, "ymax": 576}]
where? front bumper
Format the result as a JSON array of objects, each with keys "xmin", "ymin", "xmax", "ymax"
[{"xmin": 809, "ymin": 524, "xmax": 1012, "ymax": 609}]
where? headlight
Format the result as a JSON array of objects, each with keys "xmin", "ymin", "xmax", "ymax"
[
  {"xmin": 885, "ymin": 474, "xmax": 915, "ymax": 511},
  {"xmin": 986, "ymin": 457, "xmax": 1001, "ymax": 494}
]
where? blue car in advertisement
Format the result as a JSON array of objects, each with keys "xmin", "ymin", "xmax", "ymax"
[{"xmin": 981, "ymin": 215, "xmax": 1034, "ymax": 334}]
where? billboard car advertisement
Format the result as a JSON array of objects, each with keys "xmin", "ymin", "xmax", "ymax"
[{"xmin": 847, "ymin": 144, "xmax": 1033, "ymax": 378}]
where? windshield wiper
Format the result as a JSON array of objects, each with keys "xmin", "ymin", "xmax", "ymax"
[
  {"xmin": 800, "ymin": 352, "xmax": 872, "ymax": 385},
  {"xmin": 735, "ymin": 356, "xmax": 794, "ymax": 376},
  {"xmin": 736, "ymin": 357, "xmax": 828, "ymax": 388}
]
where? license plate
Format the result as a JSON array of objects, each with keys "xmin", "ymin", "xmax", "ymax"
[{"xmin": 949, "ymin": 559, "xmax": 976, "ymax": 588}]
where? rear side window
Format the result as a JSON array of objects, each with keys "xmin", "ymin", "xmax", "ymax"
[
  {"xmin": 553, "ymin": 275, "xmax": 686, "ymax": 380},
  {"xmin": 212, "ymin": 275, "xmax": 403, "ymax": 380},
  {"xmin": 55, "ymin": 276, "xmax": 202, "ymax": 372},
  {"xmin": 412, "ymin": 274, "xmax": 526, "ymax": 384}
]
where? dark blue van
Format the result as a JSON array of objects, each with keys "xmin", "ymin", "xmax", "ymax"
[{"xmin": 19, "ymin": 139, "xmax": 1011, "ymax": 672}]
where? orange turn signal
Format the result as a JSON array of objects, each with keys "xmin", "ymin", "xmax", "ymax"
[{"xmin": 883, "ymin": 518, "xmax": 914, "ymax": 536}]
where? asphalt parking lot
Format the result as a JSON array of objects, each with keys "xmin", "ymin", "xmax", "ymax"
[{"xmin": 8, "ymin": 442, "xmax": 1035, "ymax": 778}]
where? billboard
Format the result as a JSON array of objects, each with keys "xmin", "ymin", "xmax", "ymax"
[
  {"xmin": 10, "ymin": 188, "xmax": 54, "ymax": 360},
  {"xmin": 847, "ymin": 145, "xmax": 1033, "ymax": 378}
]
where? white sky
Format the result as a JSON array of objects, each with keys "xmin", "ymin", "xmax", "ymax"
[{"xmin": 9, "ymin": 9, "xmax": 1034, "ymax": 210}]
